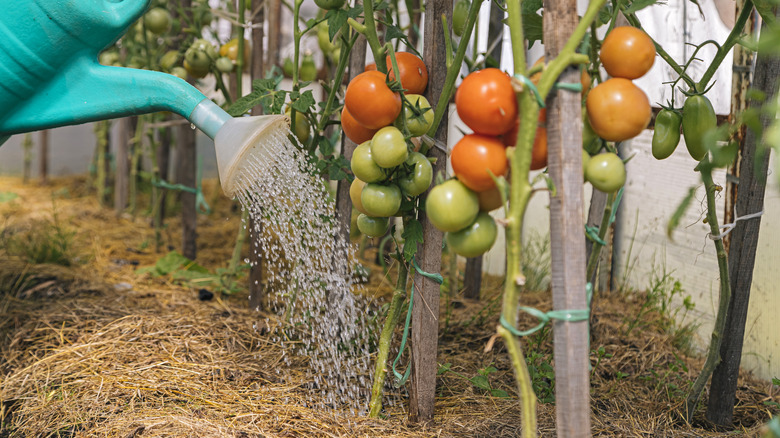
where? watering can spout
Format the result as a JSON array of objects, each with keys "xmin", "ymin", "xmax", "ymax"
[{"xmin": 0, "ymin": 58, "xmax": 230, "ymax": 139}]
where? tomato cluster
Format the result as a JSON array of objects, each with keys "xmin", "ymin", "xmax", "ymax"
[
  {"xmin": 344, "ymin": 53, "xmax": 434, "ymax": 238},
  {"xmin": 583, "ymin": 26, "xmax": 656, "ymax": 193}
]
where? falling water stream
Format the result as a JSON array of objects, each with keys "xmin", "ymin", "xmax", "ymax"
[{"xmin": 231, "ymin": 127, "xmax": 376, "ymax": 414}]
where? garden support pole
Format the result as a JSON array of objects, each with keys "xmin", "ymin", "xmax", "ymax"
[
  {"xmin": 249, "ymin": 0, "xmax": 266, "ymax": 311},
  {"xmin": 176, "ymin": 0, "xmax": 197, "ymax": 261},
  {"xmin": 409, "ymin": 0, "xmax": 451, "ymax": 423},
  {"xmin": 543, "ymin": 0, "xmax": 591, "ymax": 436},
  {"xmin": 115, "ymin": 117, "xmax": 133, "ymax": 215},
  {"xmin": 707, "ymin": 8, "xmax": 779, "ymax": 425},
  {"xmin": 39, "ymin": 129, "xmax": 48, "ymax": 185}
]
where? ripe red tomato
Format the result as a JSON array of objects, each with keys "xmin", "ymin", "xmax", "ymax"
[
  {"xmin": 600, "ymin": 26, "xmax": 656, "ymax": 80},
  {"xmin": 586, "ymin": 78, "xmax": 651, "ymax": 142},
  {"xmin": 345, "ymin": 71, "xmax": 402, "ymax": 129},
  {"xmin": 341, "ymin": 106, "xmax": 379, "ymax": 144},
  {"xmin": 455, "ymin": 68, "xmax": 517, "ymax": 136},
  {"xmin": 451, "ymin": 134, "xmax": 508, "ymax": 192},
  {"xmin": 387, "ymin": 52, "xmax": 428, "ymax": 95}
]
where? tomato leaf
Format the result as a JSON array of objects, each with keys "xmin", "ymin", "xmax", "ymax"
[
  {"xmin": 522, "ymin": 12, "xmax": 544, "ymax": 48},
  {"xmin": 325, "ymin": 9, "xmax": 347, "ymax": 41},
  {"xmin": 667, "ymin": 186, "xmax": 696, "ymax": 241},
  {"xmin": 469, "ymin": 374, "xmax": 491, "ymax": 391},
  {"xmin": 291, "ymin": 90, "xmax": 316, "ymax": 113},
  {"xmin": 385, "ymin": 24, "xmax": 408, "ymax": 43},
  {"xmin": 753, "ymin": 0, "xmax": 777, "ymax": 26},
  {"xmin": 622, "ymin": 0, "xmax": 660, "ymax": 15},
  {"xmin": 401, "ymin": 218, "xmax": 424, "ymax": 262}
]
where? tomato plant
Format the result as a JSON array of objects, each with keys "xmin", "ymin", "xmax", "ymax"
[
  {"xmin": 682, "ymin": 94, "xmax": 717, "ymax": 161},
  {"xmin": 599, "ymin": 26, "xmax": 656, "ymax": 80},
  {"xmin": 586, "ymin": 78, "xmax": 651, "ymax": 142},
  {"xmin": 342, "ymin": 106, "xmax": 379, "ymax": 144},
  {"xmin": 345, "ymin": 71, "xmax": 402, "ymax": 129},
  {"xmin": 397, "ymin": 152, "xmax": 433, "ymax": 197},
  {"xmin": 504, "ymin": 109, "xmax": 547, "ymax": 170},
  {"xmin": 370, "ymin": 126, "xmax": 409, "ymax": 168},
  {"xmin": 446, "ymin": 212, "xmax": 498, "ymax": 258},
  {"xmin": 425, "ymin": 179, "xmax": 480, "ymax": 232},
  {"xmin": 361, "ymin": 183, "xmax": 402, "ymax": 217},
  {"xmin": 585, "ymin": 152, "xmax": 626, "ymax": 193},
  {"xmin": 351, "ymin": 141, "xmax": 386, "ymax": 183},
  {"xmin": 388, "ymin": 52, "xmax": 428, "ymax": 95},
  {"xmin": 455, "ymin": 68, "xmax": 517, "ymax": 136},
  {"xmin": 286, "ymin": 107, "xmax": 311, "ymax": 144},
  {"xmin": 451, "ymin": 134, "xmax": 508, "ymax": 192},
  {"xmin": 652, "ymin": 109, "xmax": 682, "ymax": 160}
]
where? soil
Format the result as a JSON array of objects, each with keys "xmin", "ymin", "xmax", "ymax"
[{"xmin": 0, "ymin": 175, "xmax": 777, "ymax": 437}]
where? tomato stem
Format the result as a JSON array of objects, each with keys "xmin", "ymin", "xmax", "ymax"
[
  {"xmin": 316, "ymin": 29, "xmax": 360, "ymax": 133},
  {"xmin": 696, "ymin": 0, "xmax": 754, "ymax": 91}
]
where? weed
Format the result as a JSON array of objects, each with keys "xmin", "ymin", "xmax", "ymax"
[
  {"xmin": 1, "ymin": 203, "xmax": 76, "ymax": 266},
  {"xmin": 437, "ymin": 362, "xmax": 510, "ymax": 398},
  {"xmin": 522, "ymin": 232, "xmax": 551, "ymax": 292},
  {"xmin": 525, "ymin": 325, "xmax": 555, "ymax": 403},
  {"xmin": 638, "ymin": 351, "xmax": 691, "ymax": 401}
]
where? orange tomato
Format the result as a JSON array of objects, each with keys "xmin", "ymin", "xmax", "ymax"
[
  {"xmin": 387, "ymin": 52, "xmax": 428, "ymax": 95},
  {"xmin": 455, "ymin": 68, "xmax": 517, "ymax": 136},
  {"xmin": 599, "ymin": 26, "xmax": 655, "ymax": 80},
  {"xmin": 477, "ymin": 185, "xmax": 504, "ymax": 212},
  {"xmin": 502, "ymin": 109, "xmax": 547, "ymax": 170},
  {"xmin": 451, "ymin": 134, "xmax": 508, "ymax": 192},
  {"xmin": 345, "ymin": 71, "xmax": 402, "ymax": 129},
  {"xmin": 586, "ymin": 78, "xmax": 651, "ymax": 142},
  {"xmin": 341, "ymin": 106, "xmax": 379, "ymax": 144},
  {"xmin": 529, "ymin": 56, "xmax": 591, "ymax": 96}
]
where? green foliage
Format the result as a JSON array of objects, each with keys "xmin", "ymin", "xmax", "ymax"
[
  {"xmin": 2, "ymin": 206, "xmax": 76, "ymax": 267},
  {"xmin": 137, "ymin": 251, "xmax": 250, "ymax": 295},
  {"xmin": 0, "ymin": 192, "xmax": 18, "ymax": 203},
  {"xmin": 525, "ymin": 325, "xmax": 555, "ymax": 403},
  {"xmin": 666, "ymin": 186, "xmax": 696, "ymax": 240},
  {"xmin": 521, "ymin": 232, "xmax": 551, "ymax": 292},
  {"xmin": 436, "ymin": 362, "xmax": 509, "ymax": 398}
]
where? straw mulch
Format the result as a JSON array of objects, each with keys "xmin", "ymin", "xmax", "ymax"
[{"xmin": 0, "ymin": 176, "xmax": 777, "ymax": 437}]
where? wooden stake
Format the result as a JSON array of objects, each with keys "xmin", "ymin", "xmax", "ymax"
[
  {"xmin": 409, "ymin": 0, "xmax": 451, "ymax": 424},
  {"xmin": 543, "ymin": 0, "xmax": 591, "ymax": 435},
  {"xmin": 38, "ymin": 129, "xmax": 49, "ymax": 185}
]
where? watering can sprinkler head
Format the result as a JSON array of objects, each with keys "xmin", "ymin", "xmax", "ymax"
[{"xmin": 0, "ymin": 0, "xmax": 292, "ymax": 198}]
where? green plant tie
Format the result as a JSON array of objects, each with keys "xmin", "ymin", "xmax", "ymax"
[
  {"xmin": 151, "ymin": 157, "xmax": 211, "ymax": 214},
  {"xmin": 512, "ymin": 74, "xmax": 545, "ymax": 108},
  {"xmin": 552, "ymin": 82, "xmax": 583, "ymax": 93},
  {"xmin": 583, "ymin": 187, "xmax": 624, "ymax": 246},
  {"xmin": 500, "ymin": 282, "xmax": 592, "ymax": 338},
  {"xmin": 392, "ymin": 258, "xmax": 444, "ymax": 387}
]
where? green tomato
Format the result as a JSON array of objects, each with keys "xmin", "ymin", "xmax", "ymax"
[
  {"xmin": 285, "ymin": 107, "xmax": 311, "ymax": 144},
  {"xmin": 582, "ymin": 149, "xmax": 591, "ymax": 177},
  {"xmin": 185, "ymin": 47, "xmax": 211, "ymax": 70},
  {"xmin": 682, "ymin": 95, "xmax": 717, "ymax": 161},
  {"xmin": 370, "ymin": 126, "xmax": 408, "ymax": 168},
  {"xmin": 215, "ymin": 56, "xmax": 234, "ymax": 73},
  {"xmin": 144, "ymin": 7, "xmax": 171, "ymax": 35},
  {"xmin": 350, "ymin": 178, "xmax": 369, "ymax": 214},
  {"xmin": 398, "ymin": 152, "xmax": 433, "ymax": 197},
  {"xmin": 425, "ymin": 179, "xmax": 479, "ymax": 232},
  {"xmin": 170, "ymin": 66, "xmax": 188, "ymax": 80},
  {"xmin": 315, "ymin": 0, "xmax": 346, "ymax": 9},
  {"xmin": 452, "ymin": 0, "xmax": 470, "ymax": 37},
  {"xmin": 397, "ymin": 94, "xmax": 434, "ymax": 137},
  {"xmin": 282, "ymin": 57, "xmax": 294, "ymax": 78},
  {"xmin": 159, "ymin": 50, "xmax": 181, "ymax": 71},
  {"xmin": 99, "ymin": 50, "xmax": 119, "ymax": 66},
  {"xmin": 361, "ymin": 183, "xmax": 402, "ymax": 217},
  {"xmin": 582, "ymin": 115, "xmax": 601, "ymax": 154},
  {"xmin": 191, "ymin": 38, "xmax": 218, "ymax": 60},
  {"xmin": 317, "ymin": 21, "xmax": 339, "ymax": 56},
  {"xmin": 300, "ymin": 53, "xmax": 317, "ymax": 82},
  {"xmin": 351, "ymin": 141, "xmax": 386, "ymax": 183},
  {"xmin": 357, "ymin": 214, "xmax": 389, "ymax": 237},
  {"xmin": 446, "ymin": 212, "xmax": 498, "ymax": 258},
  {"xmin": 585, "ymin": 152, "xmax": 626, "ymax": 193},
  {"xmin": 652, "ymin": 109, "xmax": 682, "ymax": 160}
]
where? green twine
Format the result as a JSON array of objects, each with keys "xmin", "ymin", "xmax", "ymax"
[
  {"xmin": 151, "ymin": 157, "xmax": 211, "ymax": 214},
  {"xmin": 583, "ymin": 186, "xmax": 624, "ymax": 246},
  {"xmin": 500, "ymin": 282, "xmax": 592, "ymax": 338},
  {"xmin": 513, "ymin": 73, "xmax": 584, "ymax": 109},
  {"xmin": 392, "ymin": 258, "xmax": 444, "ymax": 387}
]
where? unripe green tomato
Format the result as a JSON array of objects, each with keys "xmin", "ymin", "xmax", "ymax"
[
  {"xmin": 185, "ymin": 47, "xmax": 211, "ymax": 70},
  {"xmin": 315, "ymin": 0, "xmax": 346, "ymax": 9},
  {"xmin": 351, "ymin": 141, "xmax": 386, "ymax": 183},
  {"xmin": 215, "ymin": 56, "xmax": 234, "ymax": 73},
  {"xmin": 585, "ymin": 152, "xmax": 626, "ymax": 193},
  {"xmin": 582, "ymin": 150, "xmax": 591, "ymax": 178},
  {"xmin": 397, "ymin": 94, "xmax": 434, "ymax": 137},
  {"xmin": 144, "ymin": 7, "xmax": 171, "ymax": 35},
  {"xmin": 191, "ymin": 38, "xmax": 217, "ymax": 60},
  {"xmin": 159, "ymin": 50, "xmax": 181, "ymax": 71},
  {"xmin": 300, "ymin": 53, "xmax": 317, "ymax": 81},
  {"xmin": 357, "ymin": 214, "xmax": 389, "ymax": 237},
  {"xmin": 285, "ymin": 107, "xmax": 311, "ymax": 145},
  {"xmin": 682, "ymin": 94, "xmax": 717, "ymax": 161},
  {"xmin": 282, "ymin": 57, "xmax": 294, "ymax": 78},
  {"xmin": 446, "ymin": 212, "xmax": 498, "ymax": 258},
  {"xmin": 170, "ymin": 66, "xmax": 188, "ymax": 80},
  {"xmin": 452, "ymin": 0, "xmax": 470, "ymax": 37},
  {"xmin": 371, "ymin": 126, "xmax": 408, "ymax": 168},
  {"xmin": 652, "ymin": 109, "xmax": 682, "ymax": 160},
  {"xmin": 425, "ymin": 179, "xmax": 479, "ymax": 232},
  {"xmin": 398, "ymin": 152, "xmax": 433, "ymax": 197},
  {"xmin": 361, "ymin": 183, "xmax": 402, "ymax": 217},
  {"xmin": 350, "ymin": 209, "xmax": 361, "ymax": 240},
  {"xmin": 350, "ymin": 178, "xmax": 369, "ymax": 214},
  {"xmin": 99, "ymin": 50, "xmax": 119, "ymax": 66},
  {"xmin": 183, "ymin": 59, "xmax": 209, "ymax": 78}
]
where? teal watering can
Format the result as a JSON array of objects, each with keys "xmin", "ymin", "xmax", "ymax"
[{"xmin": 0, "ymin": 0, "xmax": 288, "ymax": 197}]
